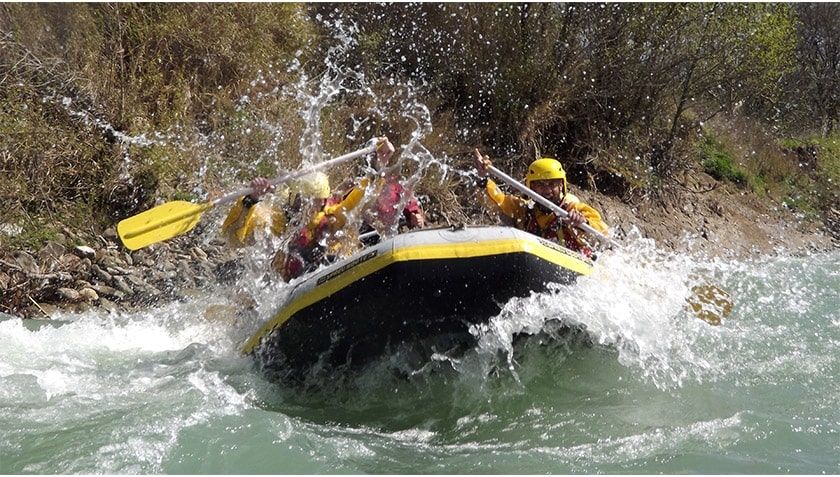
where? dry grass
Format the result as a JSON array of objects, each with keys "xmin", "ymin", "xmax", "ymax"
[{"xmin": 704, "ymin": 114, "xmax": 804, "ymax": 197}]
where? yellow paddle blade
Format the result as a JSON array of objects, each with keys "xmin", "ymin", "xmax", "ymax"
[
  {"xmin": 117, "ymin": 200, "xmax": 213, "ymax": 250},
  {"xmin": 686, "ymin": 284, "xmax": 734, "ymax": 326}
]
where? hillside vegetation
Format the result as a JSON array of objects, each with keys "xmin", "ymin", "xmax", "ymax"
[{"xmin": 1, "ymin": 3, "xmax": 839, "ymax": 254}]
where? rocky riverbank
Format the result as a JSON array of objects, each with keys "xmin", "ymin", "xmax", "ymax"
[
  {"xmin": 1, "ymin": 177, "xmax": 837, "ymax": 321},
  {"xmin": 0, "ymin": 224, "xmax": 243, "ymax": 319}
]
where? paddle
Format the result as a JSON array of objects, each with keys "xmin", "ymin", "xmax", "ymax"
[
  {"xmin": 486, "ymin": 165, "xmax": 621, "ymax": 249},
  {"xmin": 486, "ymin": 163, "xmax": 733, "ymax": 324},
  {"xmin": 117, "ymin": 140, "xmax": 379, "ymax": 250}
]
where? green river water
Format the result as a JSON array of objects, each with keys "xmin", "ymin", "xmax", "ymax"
[{"xmin": 2, "ymin": 235, "xmax": 838, "ymax": 474}]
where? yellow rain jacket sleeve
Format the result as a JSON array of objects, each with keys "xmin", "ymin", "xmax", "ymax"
[
  {"xmin": 315, "ymin": 177, "xmax": 369, "ymax": 234},
  {"xmin": 221, "ymin": 197, "xmax": 287, "ymax": 248},
  {"xmin": 480, "ymin": 178, "xmax": 531, "ymax": 228}
]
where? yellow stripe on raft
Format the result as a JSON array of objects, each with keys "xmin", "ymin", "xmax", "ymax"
[{"xmin": 240, "ymin": 236, "xmax": 592, "ymax": 354}]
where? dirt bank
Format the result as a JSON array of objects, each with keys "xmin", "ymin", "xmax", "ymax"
[{"xmin": 579, "ymin": 172, "xmax": 836, "ymax": 259}]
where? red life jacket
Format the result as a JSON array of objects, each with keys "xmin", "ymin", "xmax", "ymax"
[{"xmin": 364, "ymin": 179, "xmax": 421, "ymax": 231}]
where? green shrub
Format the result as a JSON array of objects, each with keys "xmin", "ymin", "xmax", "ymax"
[{"xmin": 699, "ymin": 133, "xmax": 749, "ymax": 188}]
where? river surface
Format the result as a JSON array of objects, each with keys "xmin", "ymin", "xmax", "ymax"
[{"xmin": 1, "ymin": 235, "xmax": 838, "ymax": 474}]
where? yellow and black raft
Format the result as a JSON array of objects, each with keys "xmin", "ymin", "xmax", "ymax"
[{"xmin": 241, "ymin": 225, "xmax": 594, "ymax": 382}]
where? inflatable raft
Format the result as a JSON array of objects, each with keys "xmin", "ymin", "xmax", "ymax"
[{"xmin": 241, "ymin": 225, "xmax": 595, "ymax": 382}]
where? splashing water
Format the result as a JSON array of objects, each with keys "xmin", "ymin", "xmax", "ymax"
[{"xmin": 3, "ymin": 243, "xmax": 839, "ymax": 473}]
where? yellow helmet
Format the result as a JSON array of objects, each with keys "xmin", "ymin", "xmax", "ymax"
[
  {"xmin": 526, "ymin": 158, "xmax": 567, "ymax": 194},
  {"xmin": 291, "ymin": 171, "xmax": 331, "ymax": 199}
]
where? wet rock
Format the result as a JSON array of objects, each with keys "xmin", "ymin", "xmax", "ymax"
[
  {"xmin": 37, "ymin": 241, "xmax": 66, "ymax": 269},
  {"xmin": 203, "ymin": 304, "xmax": 240, "ymax": 325},
  {"xmin": 105, "ymin": 265, "xmax": 130, "ymax": 276},
  {"xmin": 132, "ymin": 288, "xmax": 165, "ymax": 307},
  {"xmin": 129, "ymin": 248, "xmax": 155, "ymax": 267},
  {"xmin": 97, "ymin": 250, "xmax": 126, "ymax": 270},
  {"xmin": 26, "ymin": 302, "xmax": 57, "ymax": 318},
  {"xmin": 178, "ymin": 288, "xmax": 207, "ymax": 302},
  {"xmin": 13, "ymin": 251, "xmax": 40, "ymax": 275},
  {"xmin": 2, "ymin": 223, "xmax": 263, "ymax": 318},
  {"xmin": 111, "ymin": 276, "xmax": 135, "ymax": 296},
  {"xmin": 124, "ymin": 272, "xmax": 147, "ymax": 289},
  {"xmin": 176, "ymin": 261, "xmax": 195, "ymax": 288},
  {"xmin": 160, "ymin": 259, "xmax": 177, "ymax": 272},
  {"xmin": 78, "ymin": 287, "xmax": 99, "ymax": 303},
  {"xmin": 191, "ymin": 246, "xmax": 208, "ymax": 260},
  {"xmin": 67, "ymin": 301, "xmax": 93, "ymax": 314},
  {"xmin": 214, "ymin": 259, "xmax": 244, "ymax": 284},
  {"xmin": 148, "ymin": 242, "xmax": 171, "ymax": 257},
  {"xmin": 73, "ymin": 245, "xmax": 96, "ymax": 260},
  {"xmin": 192, "ymin": 261, "xmax": 216, "ymax": 288},
  {"xmin": 91, "ymin": 284, "xmax": 124, "ymax": 301},
  {"xmin": 98, "ymin": 297, "xmax": 119, "ymax": 314},
  {"xmin": 90, "ymin": 264, "xmax": 113, "ymax": 283},
  {"xmin": 57, "ymin": 287, "xmax": 81, "ymax": 302}
]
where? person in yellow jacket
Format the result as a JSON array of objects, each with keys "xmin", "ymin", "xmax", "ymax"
[
  {"xmin": 275, "ymin": 173, "xmax": 368, "ymax": 281},
  {"xmin": 220, "ymin": 175, "xmax": 308, "ymax": 248},
  {"xmin": 472, "ymin": 149, "xmax": 608, "ymax": 258}
]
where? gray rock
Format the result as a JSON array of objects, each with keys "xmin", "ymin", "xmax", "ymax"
[
  {"xmin": 13, "ymin": 251, "xmax": 40, "ymax": 275},
  {"xmin": 124, "ymin": 273, "xmax": 147, "ymax": 288},
  {"xmin": 57, "ymin": 287, "xmax": 81, "ymax": 302},
  {"xmin": 73, "ymin": 245, "xmax": 96, "ymax": 259},
  {"xmin": 98, "ymin": 297, "xmax": 119, "ymax": 313},
  {"xmin": 0, "ymin": 223, "xmax": 22, "ymax": 237},
  {"xmin": 90, "ymin": 264, "xmax": 113, "ymax": 283},
  {"xmin": 59, "ymin": 252, "xmax": 81, "ymax": 267},
  {"xmin": 78, "ymin": 287, "xmax": 99, "ymax": 302},
  {"xmin": 191, "ymin": 246, "xmax": 208, "ymax": 260},
  {"xmin": 105, "ymin": 265, "xmax": 130, "ymax": 276},
  {"xmin": 38, "ymin": 241, "xmax": 66, "ymax": 267},
  {"xmin": 91, "ymin": 284, "xmax": 124, "ymax": 301},
  {"xmin": 111, "ymin": 276, "xmax": 135, "ymax": 295},
  {"xmin": 97, "ymin": 251, "xmax": 126, "ymax": 270}
]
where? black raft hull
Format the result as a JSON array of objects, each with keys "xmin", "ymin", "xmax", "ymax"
[{"xmin": 241, "ymin": 225, "xmax": 594, "ymax": 381}]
